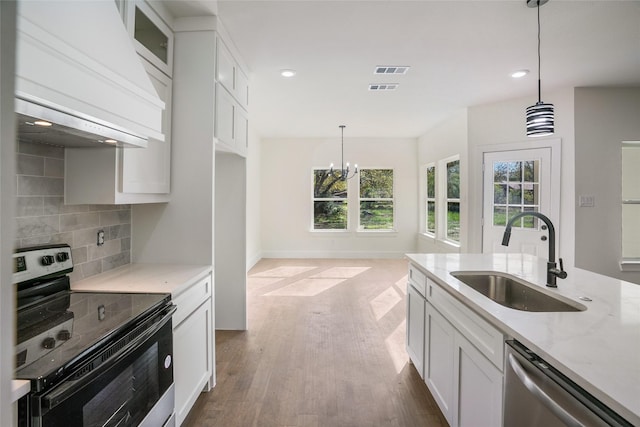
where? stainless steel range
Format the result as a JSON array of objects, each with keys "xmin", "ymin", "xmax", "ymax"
[{"xmin": 14, "ymin": 244, "xmax": 176, "ymax": 427}]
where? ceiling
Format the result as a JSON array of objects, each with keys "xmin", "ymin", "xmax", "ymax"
[{"xmin": 162, "ymin": 0, "xmax": 640, "ymax": 138}]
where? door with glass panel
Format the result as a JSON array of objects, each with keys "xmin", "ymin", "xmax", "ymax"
[{"xmin": 482, "ymin": 148, "xmax": 553, "ymax": 256}]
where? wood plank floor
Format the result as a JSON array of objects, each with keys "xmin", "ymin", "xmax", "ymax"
[{"xmin": 183, "ymin": 258, "xmax": 448, "ymax": 427}]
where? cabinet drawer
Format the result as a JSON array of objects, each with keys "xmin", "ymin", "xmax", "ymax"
[
  {"xmin": 172, "ymin": 274, "xmax": 212, "ymax": 327},
  {"xmin": 427, "ymin": 278, "xmax": 504, "ymax": 370},
  {"xmin": 408, "ymin": 264, "xmax": 427, "ymax": 297}
]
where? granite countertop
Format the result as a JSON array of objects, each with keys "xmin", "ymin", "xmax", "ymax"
[
  {"xmin": 71, "ymin": 263, "xmax": 212, "ymax": 296},
  {"xmin": 406, "ymin": 252, "xmax": 640, "ymax": 426}
]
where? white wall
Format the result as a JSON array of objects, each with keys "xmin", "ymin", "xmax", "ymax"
[
  {"xmin": 245, "ymin": 126, "xmax": 262, "ymax": 269},
  {"xmin": 466, "ymin": 87, "xmax": 576, "ymax": 272},
  {"xmin": 260, "ymin": 137, "xmax": 418, "ymax": 258},
  {"xmin": 0, "ymin": 1, "xmax": 16, "ymax": 421},
  {"xmin": 574, "ymin": 87, "xmax": 640, "ymax": 284},
  {"xmin": 417, "ymin": 109, "xmax": 468, "ymax": 253}
]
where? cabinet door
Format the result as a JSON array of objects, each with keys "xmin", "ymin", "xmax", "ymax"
[
  {"xmin": 121, "ymin": 58, "xmax": 171, "ymax": 194},
  {"xmin": 425, "ymin": 302, "xmax": 455, "ymax": 426},
  {"xmin": 215, "ymin": 83, "xmax": 235, "ymax": 149},
  {"xmin": 454, "ymin": 334, "xmax": 503, "ymax": 427},
  {"xmin": 406, "ymin": 283, "xmax": 425, "ymax": 378},
  {"xmin": 235, "ymin": 105, "xmax": 248, "ymax": 156},
  {"xmin": 236, "ymin": 67, "xmax": 249, "ymax": 110},
  {"xmin": 174, "ymin": 299, "xmax": 213, "ymax": 426},
  {"xmin": 216, "ymin": 38, "xmax": 235, "ymax": 95},
  {"xmin": 127, "ymin": 0, "xmax": 173, "ymax": 77}
]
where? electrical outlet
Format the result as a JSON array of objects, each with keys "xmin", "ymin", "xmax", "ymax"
[
  {"xmin": 579, "ymin": 195, "xmax": 595, "ymax": 207},
  {"xmin": 97, "ymin": 230, "xmax": 105, "ymax": 246}
]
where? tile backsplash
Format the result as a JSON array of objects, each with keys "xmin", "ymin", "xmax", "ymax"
[{"xmin": 15, "ymin": 141, "xmax": 131, "ymax": 282}]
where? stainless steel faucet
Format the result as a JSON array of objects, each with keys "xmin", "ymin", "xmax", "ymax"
[{"xmin": 501, "ymin": 211, "xmax": 567, "ymax": 287}]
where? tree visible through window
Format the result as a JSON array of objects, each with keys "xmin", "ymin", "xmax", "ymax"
[
  {"xmin": 446, "ymin": 160, "xmax": 460, "ymax": 242},
  {"xmin": 492, "ymin": 160, "xmax": 540, "ymax": 229},
  {"xmin": 426, "ymin": 165, "xmax": 436, "ymax": 234},
  {"xmin": 359, "ymin": 169, "xmax": 394, "ymax": 230},
  {"xmin": 313, "ymin": 169, "xmax": 347, "ymax": 230}
]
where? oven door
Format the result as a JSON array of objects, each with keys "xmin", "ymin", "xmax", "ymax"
[{"xmin": 24, "ymin": 306, "xmax": 175, "ymax": 427}]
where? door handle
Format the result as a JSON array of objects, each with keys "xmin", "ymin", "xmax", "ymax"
[{"xmin": 508, "ymin": 352, "xmax": 585, "ymax": 427}]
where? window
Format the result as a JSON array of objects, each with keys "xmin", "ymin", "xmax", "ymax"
[
  {"xmin": 492, "ymin": 160, "xmax": 540, "ymax": 229},
  {"xmin": 425, "ymin": 165, "xmax": 436, "ymax": 235},
  {"xmin": 313, "ymin": 169, "xmax": 347, "ymax": 230},
  {"xmin": 446, "ymin": 159, "xmax": 460, "ymax": 242},
  {"xmin": 622, "ymin": 142, "xmax": 640, "ymax": 262},
  {"xmin": 359, "ymin": 169, "xmax": 394, "ymax": 230}
]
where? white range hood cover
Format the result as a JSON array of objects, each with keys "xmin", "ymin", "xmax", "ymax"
[{"xmin": 15, "ymin": 0, "xmax": 165, "ymax": 147}]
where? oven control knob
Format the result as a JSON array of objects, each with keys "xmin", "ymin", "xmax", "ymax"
[
  {"xmin": 41, "ymin": 255, "xmax": 55, "ymax": 266},
  {"xmin": 56, "ymin": 252, "xmax": 69, "ymax": 262},
  {"xmin": 57, "ymin": 330, "xmax": 72, "ymax": 341},
  {"xmin": 42, "ymin": 337, "xmax": 56, "ymax": 349}
]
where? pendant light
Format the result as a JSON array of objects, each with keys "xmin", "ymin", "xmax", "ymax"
[
  {"xmin": 526, "ymin": 0, "xmax": 554, "ymax": 137},
  {"xmin": 330, "ymin": 125, "xmax": 358, "ymax": 180}
]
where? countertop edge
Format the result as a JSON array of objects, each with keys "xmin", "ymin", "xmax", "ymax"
[{"xmin": 12, "ymin": 379, "xmax": 30, "ymax": 403}]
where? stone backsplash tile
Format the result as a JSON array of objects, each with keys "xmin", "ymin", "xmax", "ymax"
[{"xmin": 15, "ymin": 142, "xmax": 131, "ymax": 282}]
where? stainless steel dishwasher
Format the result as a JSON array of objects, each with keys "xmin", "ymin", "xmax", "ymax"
[{"xmin": 504, "ymin": 340, "xmax": 633, "ymax": 427}]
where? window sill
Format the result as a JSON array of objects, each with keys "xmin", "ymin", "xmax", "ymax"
[
  {"xmin": 438, "ymin": 238, "xmax": 461, "ymax": 249},
  {"xmin": 620, "ymin": 259, "xmax": 640, "ymax": 272},
  {"xmin": 419, "ymin": 232, "xmax": 436, "ymax": 241},
  {"xmin": 356, "ymin": 229, "xmax": 398, "ymax": 236}
]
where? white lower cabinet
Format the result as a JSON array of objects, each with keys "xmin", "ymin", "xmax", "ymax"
[
  {"xmin": 409, "ymin": 264, "xmax": 504, "ymax": 427},
  {"xmin": 424, "ymin": 301, "xmax": 456, "ymax": 424},
  {"xmin": 406, "ymin": 282, "xmax": 426, "ymax": 378},
  {"xmin": 172, "ymin": 274, "xmax": 215, "ymax": 426},
  {"xmin": 454, "ymin": 333, "xmax": 503, "ymax": 427}
]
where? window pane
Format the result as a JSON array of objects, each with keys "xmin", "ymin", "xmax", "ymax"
[
  {"xmin": 427, "ymin": 201, "xmax": 435, "ymax": 233},
  {"xmin": 494, "ymin": 162, "xmax": 508, "ymax": 182},
  {"xmin": 314, "ymin": 201, "xmax": 347, "ymax": 229},
  {"xmin": 523, "ymin": 160, "xmax": 538, "ymax": 182},
  {"xmin": 494, "ymin": 184, "xmax": 507, "ymax": 204},
  {"xmin": 360, "ymin": 169, "xmax": 393, "ymax": 198},
  {"xmin": 523, "ymin": 183, "xmax": 539, "ymax": 205},
  {"xmin": 507, "ymin": 206, "xmax": 523, "ymax": 227},
  {"xmin": 522, "ymin": 206, "xmax": 539, "ymax": 229},
  {"xmin": 508, "ymin": 161, "xmax": 522, "ymax": 182},
  {"xmin": 427, "ymin": 166, "xmax": 435, "ymax": 198},
  {"xmin": 493, "ymin": 206, "xmax": 506, "ymax": 226},
  {"xmin": 447, "ymin": 160, "xmax": 460, "ymax": 198},
  {"xmin": 508, "ymin": 184, "xmax": 522, "ymax": 204},
  {"xmin": 314, "ymin": 170, "xmax": 347, "ymax": 198},
  {"xmin": 447, "ymin": 202, "xmax": 460, "ymax": 242},
  {"xmin": 360, "ymin": 201, "xmax": 393, "ymax": 230}
]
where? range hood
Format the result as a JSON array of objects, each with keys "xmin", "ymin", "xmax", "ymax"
[{"xmin": 15, "ymin": 0, "xmax": 165, "ymax": 148}]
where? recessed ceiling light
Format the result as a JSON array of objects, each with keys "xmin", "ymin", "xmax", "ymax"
[
  {"xmin": 280, "ymin": 69, "xmax": 296, "ymax": 78},
  {"xmin": 511, "ymin": 69, "xmax": 529, "ymax": 78},
  {"xmin": 33, "ymin": 120, "xmax": 52, "ymax": 127}
]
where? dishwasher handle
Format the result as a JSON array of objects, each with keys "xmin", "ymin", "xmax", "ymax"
[{"xmin": 508, "ymin": 352, "xmax": 585, "ymax": 427}]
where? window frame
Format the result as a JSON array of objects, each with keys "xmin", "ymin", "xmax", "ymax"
[
  {"xmin": 311, "ymin": 168, "xmax": 349, "ymax": 232},
  {"xmin": 436, "ymin": 155, "xmax": 461, "ymax": 246},
  {"xmin": 621, "ymin": 141, "xmax": 640, "ymax": 270},
  {"xmin": 357, "ymin": 168, "xmax": 395, "ymax": 232},
  {"xmin": 424, "ymin": 163, "xmax": 436, "ymax": 236}
]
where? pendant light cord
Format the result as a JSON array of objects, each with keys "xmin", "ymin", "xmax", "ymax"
[{"xmin": 537, "ymin": 0, "xmax": 542, "ymax": 103}]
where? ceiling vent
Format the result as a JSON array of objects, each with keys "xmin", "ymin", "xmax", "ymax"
[
  {"xmin": 368, "ymin": 84, "xmax": 398, "ymax": 91},
  {"xmin": 374, "ymin": 66, "xmax": 410, "ymax": 75}
]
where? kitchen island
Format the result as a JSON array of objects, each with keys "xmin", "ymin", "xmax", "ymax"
[{"xmin": 406, "ymin": 253, "xmax": 640, "ymax": 426}]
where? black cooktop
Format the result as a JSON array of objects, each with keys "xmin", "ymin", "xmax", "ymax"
[{"xmin": 16, "ymin": 289, "xmax": 170, "ymax": 391}]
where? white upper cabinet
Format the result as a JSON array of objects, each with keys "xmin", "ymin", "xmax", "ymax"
[
  {"xmin": 126, "ymin": 0, "xmax": 174, "ymax": 77},
  {"xmin": 214, "ymin": 36, "xmax": 249, "ymax": 157}
]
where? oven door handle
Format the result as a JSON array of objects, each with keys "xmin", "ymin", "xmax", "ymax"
[{"xmin": 41, "ymin": 304, "xmax": 176, "ymax": 411}]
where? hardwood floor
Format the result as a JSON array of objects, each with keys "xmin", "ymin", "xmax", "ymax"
[{"xmin": 183, "ymin": 258, "xmax": 448, "ymax": 427}]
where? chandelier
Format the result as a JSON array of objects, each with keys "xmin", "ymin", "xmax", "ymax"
[{"xmin": 330, "ymin": 125, "xmax": 358, "ymax": 180}]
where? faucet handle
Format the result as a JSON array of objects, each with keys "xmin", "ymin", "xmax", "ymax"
[{"xmin": 557, "ymin": 258, "xmax": 568, "ymax": 279}]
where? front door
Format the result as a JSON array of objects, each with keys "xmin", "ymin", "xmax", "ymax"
[{"xmin": 482, "ymin": 148, "xmax": 555, "ymax": 256}]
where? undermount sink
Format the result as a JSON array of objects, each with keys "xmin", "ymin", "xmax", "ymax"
[{"xmin": 449, "ymin": 271, "xmax": 586, "ymax": 312}]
